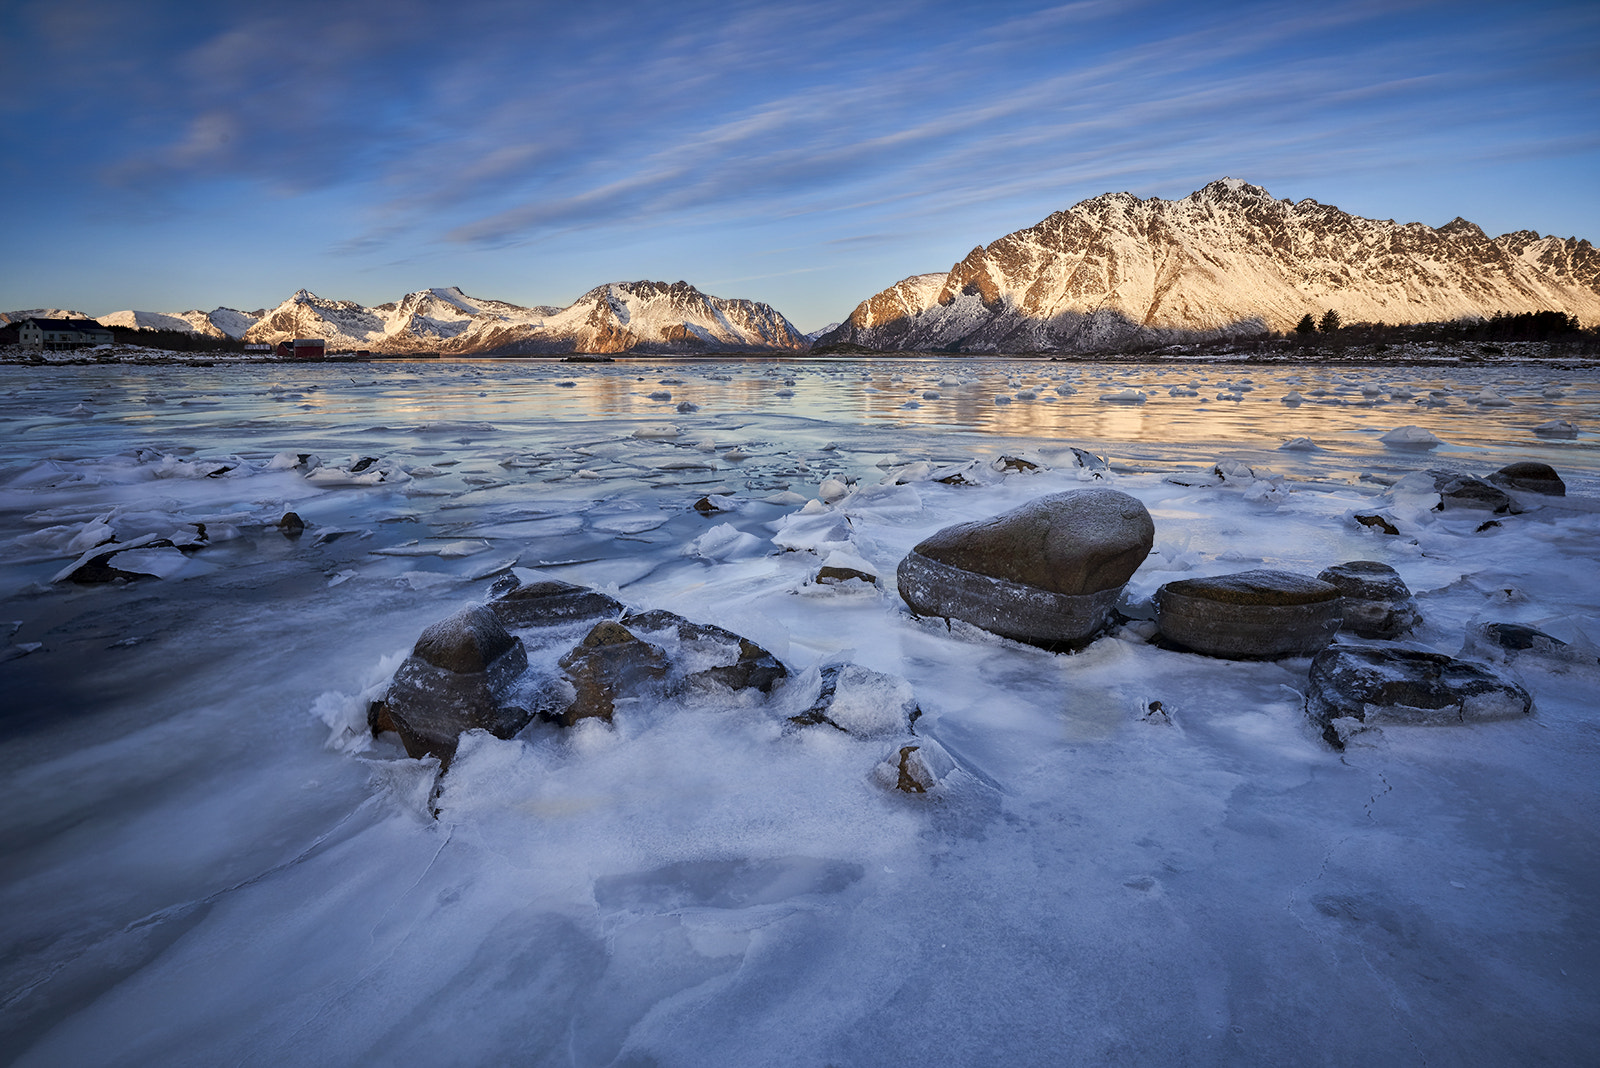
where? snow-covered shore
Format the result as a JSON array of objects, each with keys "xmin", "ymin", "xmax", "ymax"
[{"xmin": 2, "ymin": 358, "xmax": 1596, "ymax": 1065}]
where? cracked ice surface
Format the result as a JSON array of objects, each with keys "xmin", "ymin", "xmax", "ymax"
[{"xmin": 1, "ymin": 358, "xmax": 1597, "ymax": 1066}]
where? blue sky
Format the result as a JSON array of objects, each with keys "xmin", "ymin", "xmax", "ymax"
[{"xmin": 3, "ymin": 0, "xmax": 1596, "ymax": 331}]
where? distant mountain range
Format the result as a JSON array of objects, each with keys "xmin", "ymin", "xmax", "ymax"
[
  {"xmin": 10, "ymin": 179, "xmax": 1597, "ymax": 355},
  {"xmin": 6, "ymin": 282, "xmax": 808, "ymax": 355},
  {"xmin": 816, "ymin": 178, "xmax": 1600, "ymax": 352}
]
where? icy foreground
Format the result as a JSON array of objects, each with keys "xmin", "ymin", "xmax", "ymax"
[{"xmin": 1, "ymin": 359, "xmax": 1597, "ymax": 1065}]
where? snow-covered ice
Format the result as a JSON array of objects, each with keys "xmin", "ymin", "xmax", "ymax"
[{"xmin": 1, "ymin": 357, "xmax": 1597, "ymax": 1066}]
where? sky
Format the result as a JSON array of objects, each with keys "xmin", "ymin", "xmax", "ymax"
[{"xmin": 2, "ymin": 0, "xmax": 1597, "ymax": 332}]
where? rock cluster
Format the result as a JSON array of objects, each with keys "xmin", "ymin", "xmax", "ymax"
[
  {"xmin": 373, "ymin": 580, "xmax": 789, "ymax": 762},
  {"xmin": 896, "ymin": 488, "xmax": 1154, "ymax": 648}
]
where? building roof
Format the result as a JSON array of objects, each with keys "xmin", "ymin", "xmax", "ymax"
[{"xmin": 22, "ymin": 317, "xmax": 110, "ymax": 332}]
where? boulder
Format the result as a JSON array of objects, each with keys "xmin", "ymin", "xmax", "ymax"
[
  {"xmin": 555, "ymin": 621, "xmax": 669, "ymax": 725},
  {"xmin": 1155, "ymin": 569, "xmax": 1342, "ymax": 659},
  {"xmin": 1306, "ymin": 645, "xmax": 1533, "ymax": 748},
  {"xmin": 1316, "ymin": 561, "xmax": 1421, "ymax": 640},
  {"xmin": 1488, "ymin": 461, "xmax": 1564, "ymax": 497},
  {"xmin": 621, "ymin": 609, "xmax": 788, "ymax": 693},
  {"xmin": 1427, "ymin": 470, "xmax": 1515, "ymax": 514},
  {"xmin": 896, "ymin": 489, "xmax": 1154, "ymax": 648},
  {"xmin": 381, "ymin": 605, "xmax": 531, "ymax": 761},
  {"xmin": 490, "ymin": 577, "xmax": 624, "ymax": 628}
]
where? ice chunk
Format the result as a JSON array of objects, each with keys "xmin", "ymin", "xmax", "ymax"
[{"xmin": 1380, "ymin": 425, "xmax": 1443, "ymax": 447}]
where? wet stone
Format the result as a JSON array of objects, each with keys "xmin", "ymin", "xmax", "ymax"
[
  {"xmin": 897, "ymin": 488, "xmax": 1154, "ymax": 649},
  {"xmin": 1428, "ymin": 470, "xmax": 1515, "ymax": 513},
  {"xmin": 1488, "ymin": 461, "xmax": 1565, "ymax": 497},
  {"xmin": 621, "ymin": 608, "xmax": 788, "ymax": 693},
  {"xmin": 555, "ymin": 621, "xmax": 670, "ymax": 725},
  {"xmin": 1155, "ymin": 569, "xmax": 1342, "ymax": 659},
  {"xmin": 1306, "ymin": 645, "xmax": 1533, "ymax": 749},
  {"xmin": 1317, "ymin": 560, "xmax": 1421, "ymax": 640},
  {"xmin": 382, "ymin": 605, "xmax": 531, "ymax": 762},
  {"xmin": 490, "ymin": 577, "xmax": 624, "ymax": 628}
]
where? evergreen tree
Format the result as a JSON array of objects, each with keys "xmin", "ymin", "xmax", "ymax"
[
  {"xmin": 1294, "ymin": 313, "xmax": 1317, "ymax": 336},
  {"xmin": 1319, "ymin": 309, "xmax": 1341, "ymax": 333}
]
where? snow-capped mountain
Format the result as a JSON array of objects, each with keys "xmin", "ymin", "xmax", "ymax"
[
  {"xmin": 96, "ymin": 308, "xmax": 261, "ymax": 338},
  {"xmin": 241, "ymin": 282, "xmax": 807, "ymax": 354},
  {"xmin": 817, "ymin": 178, "xmax": 1600, "ymax": 352},
  {"xmin": 2, "ymin": 308, "xmax": 96, "ymax": 323}
]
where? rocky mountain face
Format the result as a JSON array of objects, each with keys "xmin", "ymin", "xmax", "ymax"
[
  {"xmin": 817, "ymin": 179, "xmax": 1600, "ymax": 352},
  {"xmin": 239, "ymin": 282, "xmax": 806, "ymax": 355}
]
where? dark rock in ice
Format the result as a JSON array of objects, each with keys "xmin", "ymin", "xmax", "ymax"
[
  {"xmin": 1461, "ymin": 621, "xmax": 1592, "ymax": 669},
  {"xmin": 992, "ymin": 454, "xmax": 1040, "ymax": 473},
  {"xmin": 278, "ymin": 511, "xmax": 305, "ymax": 536},
  {"xmin": 555, "ymin": 621, "xmax": 669, "ymax": 725},
  {"xmin": 413, "ymin": 604, "xmax": 521, "ymax": 673},
  {"xmin": 621, "ymin": 608, "xmax": 788, "ymax": 693},
  {"xmin": 1316, "ymin": 560, "xmax": 1421, "ymax": 640},
  {"xmin": 54, "ymin": 535, "xmax": 181, "ymax": 584},
  {"xmin": 1488, "ymin": 461, "xmax": 1564, "ymax": 497},
  {"xmin": 896, "ymin": 488, "xmax": 1154, "ymax": 649},
  {"xmin": 1427, "ymin": 470, "xmax": 1515, "ymax": 513},
  {"xmin": 874, "ymin": 740, "xmax": 955, "ymax": 794},
  {"xmin": 1353, "ymin": 512, "xmax": 1400, "ymax": 535},
  {"xmin": 490, "ymin": 577, "xmax": 624, "ymax": 628},
  {"xmin": 1068, "ymin": 447, "xmax": 1108, "ymax": 474},
  {"xmin": 693, "ymin": 495, "xmax": 729, "ymax": 514},
  {"xmin": 789, "ymin": 663, "xmax": 920, "ymax": 737},
  {"xmin": 1155, "ymin": 569, "xmax": 1342, "ymax": 659},
  {"xmin": 383, "ymin": 605, "xmax": 531, "ymax": 761},
  {"xmin": 350, "ymin": 456, "xmax": 380, "ymax": 473},
  {"xmin": 1476, "ymin": 621, "xmax": 1567, "ymax": 654},
  {"xmin": 816, "ymin": 563, "xmax": 878, "ymax": 586},
  {"xmin": 1306, "ymin": 645, "xmax": 1533, "ymax": 749}
]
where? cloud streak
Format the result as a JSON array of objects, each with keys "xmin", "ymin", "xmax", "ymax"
[{"xmin": 7, "ymin": 0, "xmax": 1598, "ymax": 324}]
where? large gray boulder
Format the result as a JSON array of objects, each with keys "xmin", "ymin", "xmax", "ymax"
[
  {"xmin": 1316, "ymin": 560, "xmax": 1421, "ymax": 640},
  {"xmin": 1307, "ymin": 645, "xmax": 1533, "ymax": 748},
  {"xmin": 896, "ymin": 489, "xmax": 1154, "ymax": 648},
  {"xmin": 1155, "ymin": 569, "xmax": 1342, "ymax": 659},
  {"xmin": 376, "ymin": 605, "xmax": 531, "ymax": 761}
]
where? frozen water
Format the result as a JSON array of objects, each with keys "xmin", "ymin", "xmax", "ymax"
[{"xmin": 1, "ymin": 358, "xmax": 1598, "ymax": 1065}]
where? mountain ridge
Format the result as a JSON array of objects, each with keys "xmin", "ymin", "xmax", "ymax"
[{"xmin": 817, "ymin": 178, "xmax": 1600, "ymax": 352}]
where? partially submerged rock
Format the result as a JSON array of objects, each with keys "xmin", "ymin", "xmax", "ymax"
[
  {"xmin": 1461, "ymin": 621, "xmax": 1592, "ymax": 669},
  {"xmin": 1155, "ymin": 569, "xmax": 1342, "ymax": 659},
  {"xmin": 1306, "ymin": 645, "xmax": 1533, "ymax": 748},
  {"xmin": 897, "ymin": 489, "xmax": 1155, "ymax": 649},
  {"xmin": 873, "ymin": 739, "xmax": 956, "ymax": 794},
  {"xmin": 1317, "ymin": 560, "xmax": 1420, "ymax": 640},
  {"xmin": 1427, "ymin": 470, "xmax": 1515, "ymax": 514},
  {"xmin": 555, "ymin": 621, "xmax": 669, "ymax": 725},
  {"xmin": 621, "ymin": 608, "xmax": 788, "ymax": 693},
  {"xmin": 1488, "ymin": 461, "xmax": 1564, "ymax": 497},
  {"xmin": 490, "ymin": 576, "xmax": 624, "ymax": 628},
  {"xmin": 379, "ymin": 605, "xmax": 531, "ymax": 761}
]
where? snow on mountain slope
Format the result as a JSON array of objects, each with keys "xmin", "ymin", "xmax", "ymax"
[
  {"xmin": 96, "ymin": 308, "xmax": 260, "ymax": 338},
  {"xmin": 2, "ymin": 309, "xmax": 95, "ymax": 323},
  {"xmin": 241, "ymin": 282, "xmax": 807, "ymax": 354},
  {"xmin": 819, "ymin": 179, "xmax": 1600, "ymax": 352}
]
